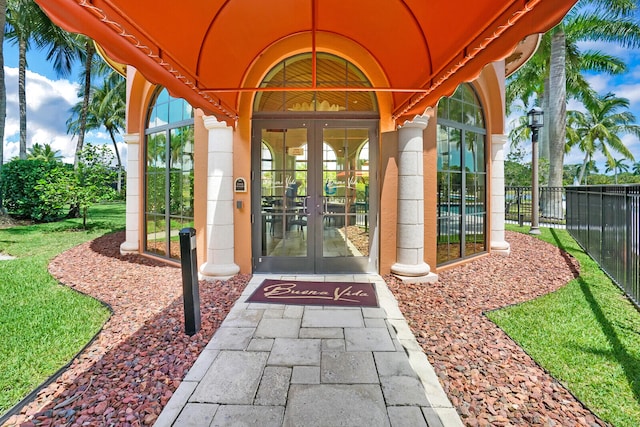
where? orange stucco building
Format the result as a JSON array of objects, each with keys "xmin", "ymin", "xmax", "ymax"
[{"xmin": 36, "ymin": 0, "xmax": 577, "ymax": 281}]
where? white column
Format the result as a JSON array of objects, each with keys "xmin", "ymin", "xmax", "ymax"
[
  {"xmin": 490, "ymin": 134, "xmax": 511, "ymax": 255},
  {"xmin": 199, "ymin": 116, "xmax": 240, "ymax": 280},
  {"xmin": 120, "ymin": 133, "xmax": 140, "ymax": 255},
  {"xmin": 391, "ymin": 115, "xmax": 438, "ymax": 283}
]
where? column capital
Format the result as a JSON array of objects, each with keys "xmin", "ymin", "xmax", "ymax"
[
  {"xmin": 491, "ymin": 134, "xmax": 508, "ymax": 146},
  {"xmin": 123, "ymin": 133, "xmax": 140, "ymax": 144},
  {"xmin": 398, "ymin": 114, "xmax": 429, "ymax": 130},
  {"xmin": 203, "ymin": 115, "xmax": 231, "ymax": 130}
]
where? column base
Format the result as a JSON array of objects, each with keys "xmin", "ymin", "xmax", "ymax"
[
  {"xmin": 490, "ymin": 240, "xmax": 511, "ymax": 256},
  {"xmin": 393, "ymin": 273, "xmax": 439, "ymax": 284},
  {"xmin": 199, "ymin": 262, "xmax": 240, "ymax": 281},
  {"xmin": 119, "ymin": 241, "xmax": 139, "ymax": 255},
  {"xmin": 391, "ymin": 262, "xmax": 438, "ymax": 283}
]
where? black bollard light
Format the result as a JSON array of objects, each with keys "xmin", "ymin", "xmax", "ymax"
[{"xmin": 179, "ymin": 227, "xmax": 201, "ymax": 336}]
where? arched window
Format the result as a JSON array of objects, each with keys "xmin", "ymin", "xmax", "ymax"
[
  {"xmin": 436, "ymin": 84, "xmax": 487, "ymax": 265},
  {"xmin": 254, "ymin": 53, "xmax": 378, "ymax": 113},
  {"xmin": 144, "ymin": 87, "xmax": 195, "ymax": 260}
]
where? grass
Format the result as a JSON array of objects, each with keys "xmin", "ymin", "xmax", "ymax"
[
  {"xmin": 487, "ymin": 225, "xmax": 640, "ymax": 427},
  {"xmin": 0, "ymin": 203, "xmax": 125, "ymax": 415}
]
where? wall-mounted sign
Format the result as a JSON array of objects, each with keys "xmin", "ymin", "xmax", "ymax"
[
  {"xmin": 288, "ymin": 147, "xmax": 304, "ymax": 156},
  {"xmin": 234, "ymin": 177, "xmax": 247, "ymax": 193}
]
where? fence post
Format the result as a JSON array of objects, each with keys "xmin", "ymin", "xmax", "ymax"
[
  {"xmin": 517, "ymin": 187, "xmax": 522, "ymax": 226},
  {"xmin": 179, "ymin": 227, "xmax": 201, "ymax": 336}
]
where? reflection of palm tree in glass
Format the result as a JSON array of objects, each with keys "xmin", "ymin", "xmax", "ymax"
[
  {"xmin": 147, "ymin": 133, "xmax": 167, "ymax": 166},
  {"xmin": 169, "ymin": 126, "xmax": 195, "ymax": 168}
]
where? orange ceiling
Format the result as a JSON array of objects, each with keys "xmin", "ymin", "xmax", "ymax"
[{"xmin": 36, "ymin": 0, "xmax": 576, "ymax": 124}]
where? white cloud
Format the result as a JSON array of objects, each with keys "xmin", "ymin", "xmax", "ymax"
[
  {"xmin": 584, "ymin": 74, "xmax": 611, "ymax": 93},
  {"xmin": 613, "ymin": 83, "xmax": 640, "ymax": 107},
  {"xmin": 577, "ymin": 40, "xmax": 636, "ymax": 63},
  {"xmin": 2, "ymin": 66, "xmax": 125, "ymax": 166}
]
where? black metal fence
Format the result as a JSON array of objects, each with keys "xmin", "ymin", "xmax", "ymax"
[
  {"xmin": 505, "ymin": 186, "xmax": 566, "ymax": 228},
  {"xmin": 566, "ymin": 185, "xmax": 640, "ymax": 308}
]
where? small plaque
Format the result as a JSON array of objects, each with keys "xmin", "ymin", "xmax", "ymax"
[
  {"xmin": 234, "ymin": 177, "xmax": 247, "ymax": 192},
  {"xmin": 288, "ymin": 147, "xmax": 304, "ymax": 156}
]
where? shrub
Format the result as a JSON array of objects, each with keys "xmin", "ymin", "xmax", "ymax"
[
  {"xmin": 0, "ymin": 144, "xmax": 118, "ymax": 225},
  {"xmin": 0, "ymin": 160, "xmax": 71, "ymax": 221}
]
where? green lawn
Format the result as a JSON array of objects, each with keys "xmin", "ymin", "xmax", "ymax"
[
  {"xmin": 487, "ymin": 225, "xmax": 640, "ymax": 427},
  {"xmin": 0, "ymin": 203, "xmax": 125, "ymax": 415}
]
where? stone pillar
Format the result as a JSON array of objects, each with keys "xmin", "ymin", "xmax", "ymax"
[
  {"xmin": 490, "ymin": 134, "xmax": 511, "ymax": 255},
  {"xmin": 391, "ymin": 115, "xmax": 438, "ymax": 283},
  {"xmin": 120, "ymin": 133, "xmax": 140, "ymax": 255},
  {"xmin": 199, "ymin": 116, "xmax": 240, "ymax": 280}
]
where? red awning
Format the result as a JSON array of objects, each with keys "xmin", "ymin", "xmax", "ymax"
[{"xmin": 35, "ymin": 0, "xmax": 576, "ymax": 124}]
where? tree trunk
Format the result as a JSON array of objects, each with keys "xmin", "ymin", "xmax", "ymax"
[
  {"xmin": 544, "ymin": 28, "xmax": 567, "ymax": 218},
  {"xmin": 18, "ymin": 36, "xmax": 28, "ymax": 160},
  {"xmin": 108, "ymin": 128, "xmax": 123, "ymax": 193},
  {"xmin": 541, "ymin": 79, "xmax": 550, "ymax": 162},
  {"xmin": 578, "ymin": 152, "xmax": 589, "ymax": 185},
  {"xmin": 74, "ymin": 41, "xmax": 95, "ymax": 168},
  {"xmin": 0, "ymin": 0, "xmax": 7, "ymax": 213}
]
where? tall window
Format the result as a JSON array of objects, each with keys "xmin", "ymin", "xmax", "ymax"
[
  {"xmin": 437, "ymin": 84, "xmax": 487, "ymax": 265},
  {"xmin": 145, "ymin": 88, "xmax": 195, "ymax": 260}
]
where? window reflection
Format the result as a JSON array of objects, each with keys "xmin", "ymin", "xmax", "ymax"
[
  {"xmin": 436, "ymin": 84, "xmax": 487, "ymax": 265},
  {"xmin": 144, "ymin": 88, "xmax": 195, "ymax": 260}
]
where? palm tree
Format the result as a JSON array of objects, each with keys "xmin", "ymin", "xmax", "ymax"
[
  {"xmin": 6, "ymin": 0, "xmax": 43, "ymax": 159},
  {"xmin": 67, "ymin": 70, "xmax": 125, "ymax": 192},
  {"xmin": 0, "ymin": 0, "xmax": 7, "ymax": 213},
  {"xmin": 632, "ymin": 161, "xmax": 640, "ymax": 176},
  {"xmin": 566, "ymin": 92, "xmax": 638, "ymax": 185},
  {"xmin": 5, "ymin": 0, "xmax": 76, "ymax": 160},
  {"xmin": 27, "ymin": 143, "xmax": 63, "ymax": 162},
  {"xmin": 605, "ymin": 158, "xmax": 629, "ymax": 184},
  {"xmin": 508, "ymin": 1, "xmax": 640, "ymax": 190},
  {"xmin": 582, "ymin": 159, "xmax": 599, "ymax": 185},
  {"xmin": 70, "ymin": 36, "xmax": 98, "ymax": 168}
]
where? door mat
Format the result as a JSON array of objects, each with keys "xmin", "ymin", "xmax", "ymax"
[{"xmin": 246, "ymin": 279, "xmax": 379, "ymax": 307}]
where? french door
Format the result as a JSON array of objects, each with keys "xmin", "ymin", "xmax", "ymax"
[{"xmin": 251, "ymin": 119, "xmax": 378, "ymax": 273}]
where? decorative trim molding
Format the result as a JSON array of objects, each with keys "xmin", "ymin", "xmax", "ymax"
[
  {"xmin": 76, "ymin": 0, "xmax": 237, "ymax": 121},
  {"xmin": 392, "ymin": 0, "xmax": 543, "ymax": 120}
]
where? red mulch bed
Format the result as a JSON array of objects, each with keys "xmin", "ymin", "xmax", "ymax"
[
  {"xmin": 4, "ymin": 229, "xmax": 608, "ymax": 426},
  {"xmin": 3, "ymin": 231, "xmax": 249, "ymax": 427},
  {"xmin": 386, "ymin": 230, "xmax": 607, "ymax": 427}
]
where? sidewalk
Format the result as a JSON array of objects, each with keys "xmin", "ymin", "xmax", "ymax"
[{"xmin": 154, "ymin": 274, "xmax": 463, "ymax": 427}]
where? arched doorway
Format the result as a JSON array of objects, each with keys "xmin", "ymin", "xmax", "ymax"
[{"xmin": 251, "ymin": 53, "xmax": 379, "ymax": 273}]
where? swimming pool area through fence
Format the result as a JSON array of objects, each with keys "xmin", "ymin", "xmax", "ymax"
[{"xmin": 505, "ymin": 186, "xmax": 566, "ymax": 228}]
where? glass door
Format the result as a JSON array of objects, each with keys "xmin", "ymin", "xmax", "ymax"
[
  {"xmin": 315, "ymin": 122, "xmax": 377, "ymax": 273},
  {"xmin": 252, "ymin": 119, "xmax": 378, "ymax": 273}
]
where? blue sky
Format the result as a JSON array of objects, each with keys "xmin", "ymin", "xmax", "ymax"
[
  {"xmin": 2, "ymin": 32, "xmax": 640, "ymax": 173},
  {"xmin": 564, "ymin": 39, "xmax": 640, "ymax": 172},
  {"xmin": 2, "ymin": 41, "xmax": 122, "ymax": 165}
]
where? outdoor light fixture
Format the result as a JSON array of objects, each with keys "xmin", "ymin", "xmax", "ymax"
[
  {"xmin": 527, "ymin": 106, "xmax": 544, "ymax": 235},
  {"xmin": 527, "ymin": 106, "xmax": 544, "ymax": 128}
]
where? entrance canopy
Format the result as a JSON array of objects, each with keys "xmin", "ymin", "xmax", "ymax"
[{"xmin": 36, "ymin": 0, "xmax": 576, "ymax": 124}]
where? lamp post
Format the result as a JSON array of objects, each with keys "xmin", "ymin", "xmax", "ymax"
[{"xmin": 527, "ymin": 106, "xmax": 544, "ymax": 235}]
